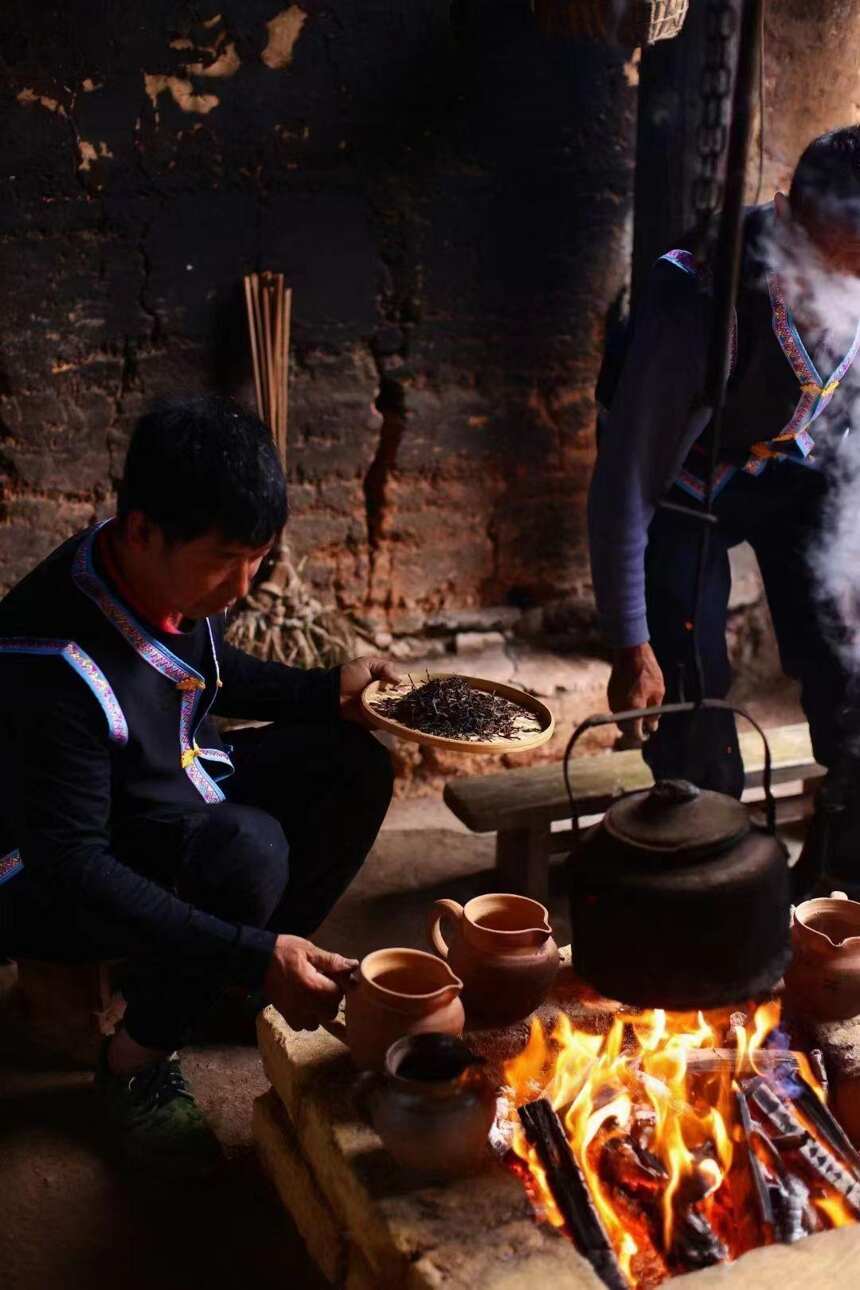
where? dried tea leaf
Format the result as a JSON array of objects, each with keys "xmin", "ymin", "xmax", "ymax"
[{"xmin": 374, "ymin": 674, "xmax": 536, "ymax": 742}]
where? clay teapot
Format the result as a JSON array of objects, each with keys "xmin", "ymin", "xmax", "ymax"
[
  {"xmin": 784, "ymin": 892, "xmax": 860, "ymax": 1021},
  {"xmin": 362, "ymin": 1033, "xmax": 497, "ymax": 1179},
  {"xmin": 325, "ymin": 947, "xmax": 465, "ymax": 1071},
  {"xmin": 427, "ymin": 893, "xmax": 559, "ymax": 1026}
]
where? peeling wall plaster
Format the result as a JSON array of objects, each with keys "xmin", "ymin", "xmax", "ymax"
[
  {"xmin": 261, "ymin": 6, "xmax": 307, "ymax": 70},
  {"xmin": 143, "ymin": 73, "xmax": 220, "ymax": 117},
  {"xmin": 78, "ymin": 140, "xmax": 113, "ymax": 172},
  {"xmin": 16, "ymin": 87, "xmax": 65, "ymax": 114},
  {"xmin": 189, "ymin": 42, "xmax": 240, "ymax": 78},
  {"xmin": 4, "ymin": 1, "xmax": 636, "ymax": 628}
]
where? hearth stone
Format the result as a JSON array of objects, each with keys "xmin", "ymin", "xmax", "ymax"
[
  {"xmin": 809, "ymin": 1014, "xmax": 860, "ymax": 1152},
  {"xmin": 254, "ymin": 952, "xmax": 860, "ymax": 1290}
]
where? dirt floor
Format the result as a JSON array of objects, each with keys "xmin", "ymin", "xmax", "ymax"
[{"xmin": 0, "ymin": 684, "xmax": 807, "ymax": 1290}]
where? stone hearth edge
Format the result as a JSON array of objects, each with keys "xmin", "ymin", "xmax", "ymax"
[{"xmin": 254, "ymin": 952, "xmax": 860, "ymax": 1289}]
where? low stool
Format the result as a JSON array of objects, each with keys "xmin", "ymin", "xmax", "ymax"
[{"xmin": 11, "ymin": 958, "xmax": 125, "ymax": 1065}]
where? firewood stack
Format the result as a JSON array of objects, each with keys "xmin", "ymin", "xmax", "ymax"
[{"xmin": 226, "ymin": 538, "xmax": 360, "ymax": 669}]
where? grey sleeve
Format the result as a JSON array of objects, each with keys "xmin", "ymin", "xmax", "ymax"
[{"xmin": 588, "ymin": 265, "xmax": 712, "ymax": 648}]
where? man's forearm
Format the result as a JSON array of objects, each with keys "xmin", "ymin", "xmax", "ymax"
[
  {"xmin": 214, "ymin": 640, "xmax": 341, "ymax": 723},
  {"xmin": 587, "ymin": 261, "xmax": 711, "ymax": 651}
]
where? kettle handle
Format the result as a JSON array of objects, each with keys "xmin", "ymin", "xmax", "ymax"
[{"xmin": 562, "ymin": 699, "xmax": 776, "ymax": 853}]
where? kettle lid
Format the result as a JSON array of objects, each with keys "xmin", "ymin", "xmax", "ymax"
[{"xmin": 603, "ymin": 779, "xmax": 749, "ymax": 858}]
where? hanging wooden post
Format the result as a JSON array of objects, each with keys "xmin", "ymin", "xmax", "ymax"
[{"xmin": 279, "ymin": 286, "xmax": 292, "ymax": 471}]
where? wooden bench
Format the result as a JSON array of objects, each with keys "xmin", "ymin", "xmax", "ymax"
[{"xmin": 443, "ymin": 722, "xmax": 824, "ymax": 904}]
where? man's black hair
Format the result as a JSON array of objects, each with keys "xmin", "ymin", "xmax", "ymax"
[
  {"xmin": 118, "ymin": 394, "xmax": 287, "ymax": 545},
  {"xmin": 790, "ymin": 125, "xmax": 860, "ymax": 230}
]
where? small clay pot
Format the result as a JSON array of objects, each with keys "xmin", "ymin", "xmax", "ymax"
[
  {"xmin": 364, "ymin": 1033, "xmax": 497, "ymax": 1179},
  {"xmin": 427, "ymin": 893, "xmax": 559, "ymax": 1026},
  {"xmin": 325, "ymin": 947, "xmax": 465, "ymax": 1071},
  {"xmin": 785, "ymin": 892, "xmax": 860, "ymax": 1021}
]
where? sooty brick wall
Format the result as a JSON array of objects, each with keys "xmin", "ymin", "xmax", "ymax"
[{"xmin": 0, "ymin": 1, "xmax": 636, "ymax": 628}]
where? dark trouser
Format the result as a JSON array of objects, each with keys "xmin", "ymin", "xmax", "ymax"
[
  {"xmin": 643, "ymin": 464, "xmax": 851, "ymax": 852},
  {"xmin": 1, "ymin": 721, "xmax": 393, "ymax": 1050}
]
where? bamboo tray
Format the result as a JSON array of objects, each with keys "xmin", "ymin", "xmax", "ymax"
[{"xmin": 361, "ymin": 673, "xmax": 555, "ymax": 755}]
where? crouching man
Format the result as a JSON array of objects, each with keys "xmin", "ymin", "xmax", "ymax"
[{"xmin": 0, "ymin": 394, "xmax": 396, "ymax": 1173}]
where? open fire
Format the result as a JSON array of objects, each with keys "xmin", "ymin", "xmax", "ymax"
[{"xmin": 503, "ymin": 1001, "xmax": 860, "ymax": 1287}]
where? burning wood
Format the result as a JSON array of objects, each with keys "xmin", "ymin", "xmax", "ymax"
[
  {"xmin": 794, "ymin": 1073, "xmax": 860, "ymax": 1174},
  {"xmin": 518, "ymin": 1098, "xmax": 628, "ymax": 1290},
  {"xmin": 681, "ymin": 1047, "xmax": 804, "ymax": 1073},
  {"xmin": 810, "ymin": 1048, "xmax": 829, "ymax": 1096},
  {"xmin": 503, "ymin": 1002, "xmax": 859, "ymax": 1288},
  {"xmin": 736, "ymin": 1086, "xmax": 813, "ymax": 1243},
  {"xmin": 603, "ymin": 1134, "xmax": 666, "ymax": 1202},
  {"xmin": 736, "ymin": 1085, "xmax": 777, "ymax": 1235},
  {"xmin": 746, "ymin": 1077, "xmax": 860, "ymax": 1214},
  {"xmin": 671, "ymin": 1208, "xmax": 728, "ymax": 1270}
]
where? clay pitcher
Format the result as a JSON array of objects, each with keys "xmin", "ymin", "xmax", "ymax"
[
  {"xmin": 363, "ymin": 1033, "xmax": 497, "ymax": 1179},
  {"xmin": 784, "ymin": 892, "xmax": 860, "ymax": 1021},
  {"xmin": 427, "ymin": 893, "xmax": 559, "ymax": 1026},
  {"xmin": 326, "ymin": 947, "xmax": 465, "ymax": 1071}
]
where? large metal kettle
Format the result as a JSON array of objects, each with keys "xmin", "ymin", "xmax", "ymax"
[{"xmin": 565, "ymin": 700, "xmax": 792, "ymax": 1009}]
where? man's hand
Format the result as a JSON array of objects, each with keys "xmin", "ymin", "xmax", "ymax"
[
  {"xmin": 607, "ymin": 642, "xmax": 665, "ymax": 742},
  {"xmin": 339, "ymin": 654, "xmax": 402, "ymax": 722},
  {"xmin": 262, "ymin": 935, "xmax": 359, "ymax": 1031}
]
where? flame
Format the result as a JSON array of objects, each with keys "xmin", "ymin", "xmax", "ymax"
[
  {"xmin": 732, "ymin": 1019, "xmax": 748, "ymax": 1077},
  {"xmin": 795, "ymin": 1050, "xmax": 827, "ymax": 1103},
  {"xmin": 504, "ymin": 998, "xmax": 856, "ymax": 1288},
  {"xmin": 511, "ymin": 1130, "xmax": 566, "ymax": 1228},
  {"xmin": 749, "ymin": 1000, "xmax": 782, "ymax": 1071},
  {"xmin": 815, "ymin": 1194, "xmax": 855, "ymax": 1229}
]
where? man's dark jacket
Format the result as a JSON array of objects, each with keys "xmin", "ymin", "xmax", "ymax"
[{"xmin": 0, "ymin": 522, "xmax": 340, "ymax": 981}]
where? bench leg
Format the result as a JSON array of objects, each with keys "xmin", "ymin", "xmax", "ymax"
[{"xmin": 495, "ymin": 828, "xmax": 551, "ymax": 905}]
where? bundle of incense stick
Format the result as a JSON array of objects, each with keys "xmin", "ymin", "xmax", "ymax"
[
  {"xmin": 243, "ymin": 271, "xmax": 291, "ymax": 467},
  {"xmin": 227, "ymin": 271, "xmax": 365, "ymax": 671}
]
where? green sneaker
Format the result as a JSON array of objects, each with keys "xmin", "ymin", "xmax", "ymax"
[{"xmin": 95, "ymin": 1042, "xmax": 223, "ymax": 1178}]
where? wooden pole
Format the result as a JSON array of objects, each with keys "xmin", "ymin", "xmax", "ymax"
[
  {"xmin": 244, "ymin": 274, "xmax": 264, "ymax": 421},
  {"xmin": 281, "ymin": 286, "xmax": 292, "ymax": 472},
  {"xmin": 243, "ymin": 270, "xmax": 291, "ymax": 469},
  {"xmin": 272, "ymin": 275, "xmax": 282, "ymax": 450}
]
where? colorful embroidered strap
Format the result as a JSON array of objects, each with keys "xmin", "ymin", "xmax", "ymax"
[
  {"xmin": 660, "ymin": 249, "xmax": 699, "ymax": 276},
  {"xmin": 763, "ymin": 272, "xmax": 860, "ymax": 462},
  {"xmin": 72, "ymin": 524, "xmax": 207, "ymax": 689},
  {"xmin": 0, "ymin": 848, "xmax": 23, "ymax": 886},
  {"xmin": 0, "ymin": 637, "xmax": 128, "ymax": 744},
  {"xmin": 662, "ymin": 252, "xmax": 860, "ymax": 500},
  {"xmin": 72, "ymin": 523, "xmax": 229, "ymax": 804},
  {"xmin": 675, "ymin": 460, "xmax": 737, "ymax": 503},
  {"xmin": 175, "ymin": 689, "xmax": 225, "ymax": 803}
]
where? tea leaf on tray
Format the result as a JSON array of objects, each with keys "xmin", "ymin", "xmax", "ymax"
[{"xmin": 373, "ymin": 675, "xmax": 536, "ymax": 742}]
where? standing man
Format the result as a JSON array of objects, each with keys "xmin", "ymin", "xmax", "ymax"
[
  {"xmin": 0, "ymin": 394, "xmax": 396, "ymax": 1173},
  {"xmin": 589, "ymin": 126, "xmax": 860, "ymax": 897}
]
